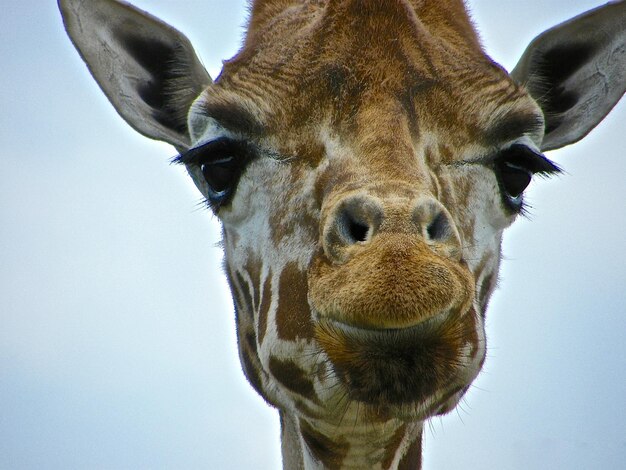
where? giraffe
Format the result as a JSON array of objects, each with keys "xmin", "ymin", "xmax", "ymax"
[{"xmin": 58, "ymin": 0, "xmax": 625, "ymax": 468}]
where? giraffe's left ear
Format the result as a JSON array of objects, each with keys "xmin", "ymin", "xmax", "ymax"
[
  {"xmin": 511, "ymin": 2, "xmax": 625, "ymax": 151},
  {"xmin": 59, "ymin": 0, "xmax": 211, "ymax": 151}
]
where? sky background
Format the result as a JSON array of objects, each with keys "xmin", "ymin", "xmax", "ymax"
[{"xmin": 1, "ymin": 1, "xmax": 624, "ymax": 469}]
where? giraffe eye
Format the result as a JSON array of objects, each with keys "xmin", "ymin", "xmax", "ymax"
[
  {"xmin": 496, "ymin": 160, "xmax": 532, "ymax": 199},
  {"xmin": 201, "ymin": 155, "xmax": 239, "ymax": 198},
  {"xmin": 492, "ymin": 144, "xmax": 560, "ymax": 211},
  {"xmin": 174, "ymin": 137, "xmax": 251, "ymax": 208}
]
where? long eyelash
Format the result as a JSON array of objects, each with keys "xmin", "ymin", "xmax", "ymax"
[
  {"xmin": 530, "ymin": 156, "xmax": 562, "ymax": 176},
  {"xmin": 202, "ymin": 196, "xmax": 222, "ymax": 212},
  {"xmin": 171, "ymin": 137, "xmax": 251, "ymax": 166},
  {"xmin": 517, "ymin": 200, "xmax": 532, "ymax": 219},
  {"xmin": 189, "ymin": 191, "xmax": 231, "ymax": 213},
  {"xmin": 170, "ymin": 152, "xmax": 186, "ymax": 165},
  {"xmin": 503, "ymin": 144, "xmax": 562, "ymax": 176},
  {"xmin": 513, "ymin": 148, "xmax": 563, "ymax": 216},
  {"xmin": 487, "ymin": 144, "xmax": 562, "ymax": 215}
]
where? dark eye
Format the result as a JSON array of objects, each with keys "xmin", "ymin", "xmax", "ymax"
[
  {"xmin": 496, "ymin": 160, "xmax": 532, "ymax": 199},
  {"xmin": 201, "ymin": 155, "xmax": 238, "ymax": 198},
  {"xmin": 174, "ymin": 138, "xmax": 251, "ymax": 208},
  {"xmin": 493, "ymin": 144, "xmax": 560, "ymax": 212}
]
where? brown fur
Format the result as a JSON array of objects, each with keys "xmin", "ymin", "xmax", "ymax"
[
  {"xmin": 398, "ymin": 433, "xmax": 422, "ymax": 470},
  {"xmin": 299, "ymin": 418, "xmax": 350, "ymax": 468},
  {"xmin": 310, "ymin": 230, "xmax": 473, "ymax": 325},
  {"xmin": 276, "ymin": 262, "xmax": 315, "ymax": 341}
]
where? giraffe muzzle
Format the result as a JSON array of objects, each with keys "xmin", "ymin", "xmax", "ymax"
[
  {"xmin": 308, "ymin": 192, "xmax": 479, "ymax": 411},
  {"xmin": 309, "ymin": 232, "xmax": 473, "ymax": 329}
]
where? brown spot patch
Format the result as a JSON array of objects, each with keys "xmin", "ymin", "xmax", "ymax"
[
  {"xmin": 398, "ymin": 431, "xmax": 422, "ymax": 470},
  {"xmin": 240, "ymin": 330, "xmax": 265, "ymax": 398},
  {"xmin": 299, "ymin": 419, "xmax": 349, "ymax": 468},
  {"xmin": 269, "ymin": 356, "xmax": 319, "ymax": 403},
  {"xmin": 382, "ymin": 424, "xmax": 407, "ymax": 469},
  {"xmin": 235, "ymin": 271, "xmax": 254, "ymax": 319},
  {"xmin": 295, "ymin": 399, "xmax": 322, "ymax": 419},
  {"xmin": 464, "ymin": 306, "xmax": 480, "ymax": 359},
  {"xmin": 276, "ymin": 263, "xmax": 314, "ymax": 341},
  {"xmin": 478, "ymin": 270, "xmax": 496, "ymax": 313},
  {"xmin": 270, "ymin": 194, "xmax": 319, "ymax": 248}
]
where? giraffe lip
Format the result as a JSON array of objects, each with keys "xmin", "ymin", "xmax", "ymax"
[
  {"xmin": 318, "ymin": 309, "xmax": 450, "ymax": 336},
  {"xmin": 313, "ymin": 311, "xmax": 470, "ymax": 408}
]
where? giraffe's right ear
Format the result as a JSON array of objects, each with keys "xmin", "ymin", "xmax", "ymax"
[
  {"xmin": 511, "ymin": 2, "xmax": 625, "ymax": 152},
  {"xmin": 59, "ymin": 0, "xmax": 211, "ymax": 151}
]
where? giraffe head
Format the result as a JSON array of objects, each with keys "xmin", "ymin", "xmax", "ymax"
[{"xmin": 60, "ymin": 0, "xmax": 625, "ymax": 467}]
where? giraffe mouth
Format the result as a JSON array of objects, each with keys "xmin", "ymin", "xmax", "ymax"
[{"xmin": 314, "ymin": 308, "xmax": 480, "ymax": 415}]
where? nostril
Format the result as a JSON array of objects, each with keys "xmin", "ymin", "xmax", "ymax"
[
  {"xmin": 323, "ymin": 195, "xmax": 384, "ymax": 261},
  {"xmin": 346, "ymin": 218, "xmax": 369, "ymax": 243},
  {"xmin": 337, "ymin": 211, "xmax": 371, "ymax": 244},
  {"xmin": 426, "ymin": 211, "xmax": 450, "ymax": 241},
  {"xmin": 335, "ymin": 200, "xmax": 381, "ymax": 245}
]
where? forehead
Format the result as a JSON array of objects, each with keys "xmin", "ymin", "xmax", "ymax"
[{"xmin": 192, "ymin": 0, "xmax": 543, "ymax": 155}]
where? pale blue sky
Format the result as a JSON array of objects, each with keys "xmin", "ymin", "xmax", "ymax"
[{"xmin": 1, "ymin": 1, "xmax": 624, "ymax": 469}]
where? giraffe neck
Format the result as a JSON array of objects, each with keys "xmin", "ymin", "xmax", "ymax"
[{"xmin": 280, "ymin": 411, "xmax": 423, "ymax": 469}]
